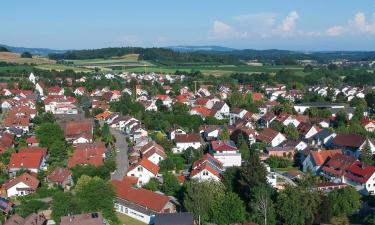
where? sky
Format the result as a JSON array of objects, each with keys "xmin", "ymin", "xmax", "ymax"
[{"xmin": 1, "ymin": 0, "xmax": 375, "ymax": 51}]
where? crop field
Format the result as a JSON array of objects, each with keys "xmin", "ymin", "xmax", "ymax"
[
  {"xmin": 0, "ymin": 52, "xmax": 55, "ymax": 64},
  {"xmin": 117, "ymin": 64, "xmax": 307, "ymax": 76}
]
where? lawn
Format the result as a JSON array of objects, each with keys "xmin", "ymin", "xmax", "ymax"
[{"xmin": 116, "ymin": 213, "xmax": 146, "ymax": 225}]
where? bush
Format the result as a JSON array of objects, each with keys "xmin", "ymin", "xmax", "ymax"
[{"xmin": 265, "ymin": 156, "xmax": 294, "ymax": 168}]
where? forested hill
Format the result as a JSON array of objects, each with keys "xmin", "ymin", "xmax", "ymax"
[
  {"xmin": 48, "ymin": 47, "xmax": 243, "ymax": 65},
  {"xmin": 48, "ymin": 46, "xmax": 375, "ymax": 65}
]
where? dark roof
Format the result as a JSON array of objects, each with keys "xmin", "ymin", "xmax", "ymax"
[
  {"xmin": 311, "ymin": 129, "xmax": 334, "ymax": 140},
  {"xmin": 332, "ymin": 134, "xmax": 366, "ymax": 148},
  {"xmin": 154, "ymin": 213, "xmax": 194, "ymax": 225}
]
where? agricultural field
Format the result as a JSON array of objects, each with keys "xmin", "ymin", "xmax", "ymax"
[
  {"xmin": 0, "ymin": 52, "xmax": 55, "ymax": 64},
  {"xmin": 118, "ymin": 64, "xmax": 307, "ymax": 76}
]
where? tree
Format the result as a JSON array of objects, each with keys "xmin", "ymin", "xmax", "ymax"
[
  {"xmin": 16, "ymin": 199, "xmax": 48, "ymax": 218},
  {"xmin": 327, "ymin": 187, "xmax": 361, "ymax": 217},
  {"xmin": 276, "ymin": 186, "xmax": 320, "ymax": 225},
  {"xmin": 183, "ymin": 180, "xmax": 225, "ymax": 223},
  {"xmin": 216, "ymin": 192, "xmax": 247, "ymax": 225},
  {"xmin": 51, "ymin": 192, "xmax": 79, "ymax": 222},
  {"xmin": 21, "ymin": 52, "xmax": 32, "ymax": 58},
  {"xmin": 48, "ymin": 139, "xmax": 68, "ymax": 164},
  {"xmin": 182, "ymin": 147, "xmax": 202, "ymax": 164},
  {"xmin": 238, "ymin": 153, "xmax": 268, "ymax": 204},
  {"xmin": 74, "ymin": 176, "xmax": 119, "ymax": 224},
  {"xmin": 364, "ymin": 214, "xmax": 375, "ymax": 225},
  {"xmin": 222, "ymin": 166, "xmax": 241, "ymax": 193},
  {"xmin": 228, "ymin": 91, "xmax": 245, "ymax": 108},
  {"xmin": 219, "ymin": 126, "xmax": 230, "ymax": 140},
  {"xmin": 36, "ymin": 123, "xmax": 65, "ymax": 148},
  {"xmin": 250, "ymin": 184, "xmax": 276, "ymax": 225},
  {"xmin": 283, "ymin": 124, "xmax": 299, "ymax": 140},
  {"xmin": 237, "ymin": 134, "xmax": 250, "ymax": 161},
  {"xmin": 360, "ymin": 143, "xmax": 374, "ymax": 165},
  {"xmin": 143, "ymin": 177, "xmax": 159, "ymax": 191},
  {"xmin": 161, "ymin": 172, "xmax": 180, "ymax": 196},
  {"xmin": 365, "ymin": 90, "xmax": 375, "ymax": 109}
]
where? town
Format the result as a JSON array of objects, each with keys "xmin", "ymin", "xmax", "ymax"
[{"xmin": 0, "ymin": 59, "xmax": 374, "ymax": 225}]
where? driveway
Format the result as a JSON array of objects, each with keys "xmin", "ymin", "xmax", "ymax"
[{"xmin": 110, "ymin": 128, "xmax": 129, "ymax": 181}]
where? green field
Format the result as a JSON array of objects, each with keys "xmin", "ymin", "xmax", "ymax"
[{"xmin": 116, "ymin": 213, "xmax": 146, "ymax": 225}]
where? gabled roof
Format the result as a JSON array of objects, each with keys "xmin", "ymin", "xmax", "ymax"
[
  {"xmin": 2, "ymin": 173, "xmax": 39, "ymax": 191},
  {"xmin": 68, "ymin": 142, "xmax": 105, "ymax": 168},
  {"xmin": 309, "ymin": 149, "xmax": 342, "ymax": 166},
  {"xmin": 211, "ymin": 140, "xmax": 238, "ymax": 152},
  {"xmin": 18, "ymin": 147, "xmax": 47, "ymax": 157},
  {"xmin": 345, "ymin": 162, "xmax": 375, "ymax": 184},
  {"xmin": 112, "ymin": 177, "xmax": 170, "ymax": 212},
  {"xmin": 257, "ymin": 128, "xmax": 280, "ymax": 143},
  {"xmin": 332, "ymin": 134, "xmax": 366, "ymax": 148},
  {"xmin": 128, "ymin": 158, "xmax": 160, "ymax": 175},
  {"xmin": 175, "ymin": 133, "xmax": 201, "ymax": 143},
  {"xmin": 8, "ymin": 152, "xmax": 43, "ymax": 169},
  {"xmin": 190, "ymin": 153, "xmax": 223, "ymax": 179},
  {"xmin": 321, "ymin": 154, "xmax": 357, "ymax": 177},
  {"xmin": 47, "ymin": 167, "xmax": 71, "ymax": 183}
]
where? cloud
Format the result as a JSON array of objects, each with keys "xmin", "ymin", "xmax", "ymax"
[
  {"xmin": 326, "ymin": 26, "xmax": 346, "ymax": 36},
  {"xmin": 233, "ymin": 13, "xmax": 278, "ymax": 26},
  {"xmin": 276, "ymin": 11, "xmax": 299, "ymax": 32},
  {"xmin": 350, "ymin": 12, "xmax": 375, "ymax": 33},
  {"xmin": 212, "ymin": 20, "xmax": 238, "ymax": 38},
  {"xmin": 325, "ymin": 12, "xmax": 375, "ymax": 37}
]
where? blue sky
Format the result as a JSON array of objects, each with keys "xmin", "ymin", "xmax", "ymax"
[{"xmin": 1, "ymin": 0, "xmax": 375, "ymax": 50}]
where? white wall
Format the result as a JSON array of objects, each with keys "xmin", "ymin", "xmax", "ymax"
[
  {"xmin": 115, "ymin": 202, "xmax": 152, "ymax": 224},
  {"xmin": 127, "ymin": 166, "xmax": 156, "ymax": 186}
]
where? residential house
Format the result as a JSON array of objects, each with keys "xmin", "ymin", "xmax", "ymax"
[
  {"xmin": 60, "ymin": 212, "xmax": 106, "ymax": 225},
  {"xmin": 168, "ymin": 126, "xmax": 186, "ymax": 141},
  {"xmin": 297, "ymin": 122, "xmax": 319, "ymax": 139},
  {"xmin": 190, "ymin": 154, "xmax": 223, "ymax": 181},
  {"xmin": 1, "ymin": 173, "xmax": 39, "ymax": 197},
  {"xmin": 127, "ymin": 158, "xmax": 160, "ymax": 186},
  {"xmin": 113, "ymin": 177, "xmax": 178, "ymax": 224},
  {"xmin": 68, "ymin": 142, "xmax": 106, "ymax": 168},
  {"xmin": 308, "ymin": 129, "xmax": 336, "ymax": 147},
  {"xmin": 332, "ymin": 134, "xmax": 374, "ymax": 157},
  {"xmin": 8, "ymin": 152, "xmax": 46, "ymax": 176},
  {"xmin": 5, "ymin": 213, "xmax": 47, "ymax": 225},
  {"xmin": 174, "ymin": 133, "xmax": 202, "ymax": 153},
  {"xmin": 64, "ymin": 120, "xmax": 93, "ymax": 144},
  {"xmin": 343, "ymin": 161, "xmax": 375, "ymax": 195},
  {"xmin": 256, "ymin": 128, "xmax": 286, "ymax": 147},
  {"xmin": 210, "ymin": 140, "xmax": 242, "ymax": 167},
  {"xmin": 303, "ymin": 149, "xmax": 343, "ymax": 174},
  {"xmin": 47, "ymin": 86, "xmax": 64, "ymax": 95},
  {"xmin": 320, "ymin": 154, "xmax": 357, "ymax": 183},
  {"xmin": 47, "ymin": 167, "xmax": 73, "ymax": 189}
]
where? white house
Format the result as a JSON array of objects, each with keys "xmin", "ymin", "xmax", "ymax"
[
  {"xmin": 256, "ymin": 128, "xmax": 286, "ymax": 147},
  {"xmin": 302, "ymin": 149, "xmax": 342, "ymax": 174},
  {"xmin": 2, "ymin": 173, "xmax": 39, "ymax": 197},
  {"xmin": 211, "ymin": 140, "xmax": 242, "ymax": 167},
  {"xmin": 190, "ymin": 154, "xmax": 223, "ymax": 182},
  {"xmin": 174, "ymin": 133, "xmax": 202, "ymax": 153},
  {"xmin": 127, "ymin": 158, "xmax": 159, "ymax": 186},
  {"xmin": 28, "ymin": 73, "xmax": 37, "ymax": 84}
]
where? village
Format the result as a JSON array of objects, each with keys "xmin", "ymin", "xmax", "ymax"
[{"xmin": 0, "ymin": 68, "xmax": 374, "ymax": 225}]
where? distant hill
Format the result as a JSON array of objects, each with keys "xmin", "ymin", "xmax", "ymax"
[
  {"xmin": 0, "ymin": 46, "xmax": 10, "ymax": 52},
  {"xmin": 0, "ymin": 44, "xmax": 66, "ymax": 56},
  {"xmin": 167, "ymin": 45, "xmax": 236, "ymax": 52}
]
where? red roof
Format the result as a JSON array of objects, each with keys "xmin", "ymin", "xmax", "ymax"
[
  {"xmin": 310, "ymin": 149, "xmax": 342, "ymax": 166},
  {"xmin": 321, "ymin": 154, "xmax": 357, "ymax": 177},
  {"xmin": 257, "ymin": 128, "xmax": 280, "ymax": 143},
  {"xmin": 64, "ymin": 121, "xmax": 93, "ymax": 140},
  {"xmin": 191, "ymin": 106, "xmax": 211, "ymax": 117},
  {"xmin": 332, "ymin": 134, "xmax": 366, "ymax": 148},
  {"xmin": 345, "ymin": 162, "xmax": 375, "ymax": 184},
  {"xmin": 175, "ymin": 133, "xmax": 201, "ymax": 143},
  {"xmin": 2, "ymin": 172, "xmax": 39, "ymax": 191},
  {"xmin": 68, "ymin": 142, "xmax": 105, "ymax": 168},
  {"xmin": 252, "ymin": 92, "xmax": 264, "ymax": 101},
  {"xmin": 112, "ymin": 177, "xmax": 170, "ymax": 212},
  {"xmin": 190, "ymin": 153, "xmax": 223, "ymax": 179},
  {"xmin": 26, "ymin": 136, "xmax": 38, "ymax": 144},
  {"xmin": 128, "ymin": 158, "xmax": 160, "ymax": 175},
  {"xmin": 47, "ymin": 167, "xmax": 71, "ymax": 183},
  {"xmin": 211, "ymin": 140, "xmax": 238, "ymax": 152},
  {"xmin": 195, "ymin": 98, "xmax": 209, "ymax": 106},
  {"xmin": 8, "ymin": 153, "xmax": 43, "ymax": 169},
  {"xmin": 18, "ymin": 147, "xmax": 47, "ymax": 157}
]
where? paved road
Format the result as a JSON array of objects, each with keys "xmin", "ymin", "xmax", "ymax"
[
  {"xmin": 274, "ymin": 171, "xmax": 297, "ymax": 187},
  {"xmin": 110, "ymin": 128, "xmax": 129, "ymax": 181}
]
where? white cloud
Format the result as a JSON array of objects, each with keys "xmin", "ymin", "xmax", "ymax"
[
  {"xmin": 212, "ymin": 20, "xmax": 238, "ymax": 38},
  {"xmin": 234, "ymin": 13, "xmax": 278, "ymax": 26},
  {"xmin": 276, "ymin": 11, "xmax": 299, "ymax": 32},
  {"xmin": 325, "ymin": 12, "xmax": 375, "ymax": 37},
  {"xmin": 326, "ymin": 26, "xmax": 346, "ymax": 36},
  {"xmin": 350, "ymin": 12, "xmax": 375, "ymax": 33}
]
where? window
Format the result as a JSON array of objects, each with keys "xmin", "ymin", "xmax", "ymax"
[
  {"xmin": 203, "ymin": 171, "xmax": 208, "ymax": 176},
  {"xmin": 138, "ymin": 167, "xmax": 143, "ymax": 172}
]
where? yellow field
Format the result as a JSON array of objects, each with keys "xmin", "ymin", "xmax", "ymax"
[{"xmin": 0, "ymin": 52, "xmax": 55, "ymax": 64}]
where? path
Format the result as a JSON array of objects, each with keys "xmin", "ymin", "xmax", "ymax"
[{"xmin": 110, "ymin": 128, "xmax": 129, "ymax": 181}]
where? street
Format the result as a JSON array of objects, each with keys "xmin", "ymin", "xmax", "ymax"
[{"xmin": 110, "ymin": 128, "xmax": 129, "ymax": 181}]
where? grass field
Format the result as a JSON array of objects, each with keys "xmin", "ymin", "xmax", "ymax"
[
  {"xmin": 116, "ymin": 213, "xmax": 146, "ymax": 225},
  {"xmin": 0, "ymin": 52, "xmax": 55, "ymax": 64}
]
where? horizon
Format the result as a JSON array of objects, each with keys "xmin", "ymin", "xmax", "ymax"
[{"xmin": 1, "ymin": 0, "xmax": 375, "ymax": 51}]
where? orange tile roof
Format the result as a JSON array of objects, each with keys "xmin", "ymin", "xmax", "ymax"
[{"xmin": 8, "ymin": 153, "xmax": 43, "ymax": 169}]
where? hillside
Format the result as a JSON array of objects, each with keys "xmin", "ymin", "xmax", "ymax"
[
  {"xmin": 0, "ymin": 44, "xmax": 66, "ymax": 56},
  {"xmin": 0, "ymin": 51, "xmax": 55, "ymax": 64}
]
